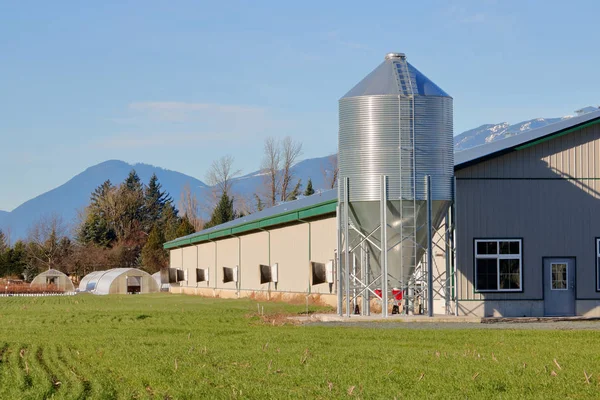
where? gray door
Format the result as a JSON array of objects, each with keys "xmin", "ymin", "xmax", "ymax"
[{"xmin": 543, "ymin": 258, "xmax": 575, "ymax": 316}]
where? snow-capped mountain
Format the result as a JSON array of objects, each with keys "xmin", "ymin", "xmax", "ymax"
[{"xmin": 454, "ymin": 106, "xmax": 599, "ymax": 151}]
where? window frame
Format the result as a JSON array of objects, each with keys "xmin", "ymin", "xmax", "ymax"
[
  {"xmin": 550, "ymin": 262, "xmax": 568, "ymax": 291},
  {"xmin": 474, "ymin": 238, "xmax": 523, "ymax": 293}
]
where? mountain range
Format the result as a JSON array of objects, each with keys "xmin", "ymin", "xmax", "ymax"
[
  {"xmin": 1, "ymin": 106, "xmax": 597, "ymax": 241},
  {"xmin": 454, "ymin": 106, "xmax": 598, "ymax": 151},
  {"xmin": 0, "ymin": 155, "xmax": 336, "ymax": 242}
]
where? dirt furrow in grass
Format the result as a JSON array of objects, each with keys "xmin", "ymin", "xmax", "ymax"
[
  {"xmin": 55, "ymin": 345, "xmax": 93, "ymax": 400},
  {"xmin": 48, "ymin": 344, "xmax": 92, "ymax": 400},
  {"xmin": 65, "ymin": 345, "xmax": 119, "ymax": 399},
  {"xmin": 0, "ymin": 346, "xmax": 18, "ymax": 399},
  {"xmin": 0, "ymin": 343, "xmax": 8, "ymax": 389},
  {"xmin": 36, "ymin": 347, "xmax": 63, "ymax": 399},
  {"xmin": 0, "ymin": 343, "xmax": 8, "ymax": 366},
  {"xmin": 16, "ymin": 345, "xmax": 34, "ymax": 391}
]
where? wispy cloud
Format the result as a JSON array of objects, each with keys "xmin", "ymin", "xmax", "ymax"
[
  {"xmin": 460, "ymin": 12, "xmax": 487, "ymax": 24},
  {"xmin": 127, "ymin": 101, "xmax": 267, "ymax": 123},
  {"xmin": 443, "ymin": 4, "xmax": 515, "ymax": 28},
  {"xmin": 444, "ymin": 5, "xmax": 488, "ymax": 24},
  {"xmin": 326, "ymin": 30, "xmax": 370, "ymax": 51},
  {"xmin": 93, "ymin": 132, "xmax": 223, "ymax": 149},
  {"xmin": 100, "ymin": 101, "xmax": 276, "ymax": 150}
]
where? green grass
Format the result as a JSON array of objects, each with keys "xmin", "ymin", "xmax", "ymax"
[{"xmin": 1, "ymin": 295, "xmax": 600, "ymax": 399}]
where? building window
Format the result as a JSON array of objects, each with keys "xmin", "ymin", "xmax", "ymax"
[
  {"xmin": 475, "ymin": 239, "xmax": 522, "ymax": 292},
  {"xmin": 551, "ymin": 263, "xmax": 567, "ymax": 290}
]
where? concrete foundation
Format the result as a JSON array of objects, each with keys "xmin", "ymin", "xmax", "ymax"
[
  {"xmin": 170, "ymin": 286, "xmax": 338, "ymax": 307},
  {"xmin": 457, "ymin": 300, "xmax": 544, "ymax": 318}
]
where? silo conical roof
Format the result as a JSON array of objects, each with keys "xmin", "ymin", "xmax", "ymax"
[{"xmin": 341, "ymin": 53, "xmax": 451, "ymax": 99}]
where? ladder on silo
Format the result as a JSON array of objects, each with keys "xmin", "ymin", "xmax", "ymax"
[{"xmin": 397, "ymin": 58, "xmax": 418, "ymax": 298}]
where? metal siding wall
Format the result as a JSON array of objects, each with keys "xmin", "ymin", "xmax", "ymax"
[
  {"xmin": 462, "ymin": 124, "xmax": 600, "ymax": 178},
  {"xmin": 216, "ymin": 238, "xmax": 239, "ymax": 289},
  {"xmin": 182, "ymin": 246, "xmax": 198, "ymax": 287},
  {"xmin": 456, "ymin": 124, "xmax": 600, "ymax": 303},
  {"xmin": 310, "ymin": 218, "xmax": 337, "ymax": 294},
  {"xmin": 240, "ymin": 231, "xmax": 270, "ymax": 291},
  {"xmin": 270, "ymin": 224, "xmax": 310, "ymax": 292},
  {"xmin": 197, "ymin": 243, "xmax": 216, "ymax": 288},
  {"xmin": 170, "ymin": 249, "xmax": 183, "ymax": 268}
]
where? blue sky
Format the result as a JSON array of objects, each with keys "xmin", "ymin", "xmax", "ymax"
[{"xmin": 1, "ymin": 0, "xmax": 599, "ymax": 211}]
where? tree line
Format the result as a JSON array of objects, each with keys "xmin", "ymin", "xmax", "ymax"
[
  {"xmin": 0, "ymin": 136, "xmax": 338, "ymax": 280},
  {"xmin": 0, "ymin": 171, "xmax": 194, "ymax": 280}
]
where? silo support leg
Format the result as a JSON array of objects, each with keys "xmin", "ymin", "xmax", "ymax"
[
  {"xmin": 336, "ymin": 204, "xmax": 343, "ymax": 316},
  {"xmin": 380, "ymin": 175, "xmax": 388, "ymax": 318},
  {"xmin": 426, "ymin": 175, "xmax": 433, "ymax": 317},
  {"xmin": 344, "ymin": 177, "xmax": 350, "ymax": 317}
]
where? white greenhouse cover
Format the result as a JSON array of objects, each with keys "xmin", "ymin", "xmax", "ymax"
[
  {"xmin": 79, "ymin": 268, "xmax": 156, "ymax": 294},
  {"xmin": 78, "ymin": 270, "xmax": 106, "ymax": 292}
]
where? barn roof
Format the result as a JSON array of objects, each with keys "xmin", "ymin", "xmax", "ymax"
[
  {"xmin": 164, "ymin": 190, "xmax": 337, "ymax": 249},
  {"xmin": 455, "ymin": 109, "xmax": 600, "ymax": 170}
]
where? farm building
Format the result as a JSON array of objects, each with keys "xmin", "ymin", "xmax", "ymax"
[
  {"xmin": 152, "ymin": 272, "xmax": 171, "ymax": 292},
  {"xmin": 30, "ymin": 269, "xmax": 75, "ymax": 292},
  {"xmin": 78, "ymin": 268, "xmax": 159, "ymax": 295},
  {"xmin": 455, "ymin": 110, "xmax": 600, "ymax": 318},
  {"xmin": 164, "ymin": 52, "xmax": 600, "ymax": 318},
  {"xmin": 165, "ymin": 190, "xmax": 337, "ymax": 301}
]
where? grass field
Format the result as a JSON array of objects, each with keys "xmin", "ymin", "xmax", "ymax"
[{"xmin": 1, "ymin": 295, "xmax": 600, "ymax": 399}]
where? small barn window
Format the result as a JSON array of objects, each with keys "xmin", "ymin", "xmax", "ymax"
[
  {"xmin": 222, "ymin": 267, "xmax": 238, "ymax": 283},
  {"xmin": 475, "ymin": 239, "xmax": 522, "ymax": 292},
  {"xmin": 196, "ymin": 268, "xmax": 209, "ymax": 283}
]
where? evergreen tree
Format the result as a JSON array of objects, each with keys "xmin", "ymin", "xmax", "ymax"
[
  {"xmin": 143, "ymin": 173, "xmax": 170, "ymax": 233},
  {"xmin": 0, "ymin": 230, "xmax": 7, "ymax": 254},
  {"xmin": 204, "ymin": 191, "xmax": 236, "ymax": 229},
  {"xmin": 176, "ymin": 217, "xmax": 196, "ymax": 238},
  {"xmin": 0, "ymin": 230, "xmax": 8, "ymax": 277},
  {"xmin": 303, "ymin": 178, "xmax": 315, "ymax": 196},
  {"xmin": 141, "ymin": 225, "xmax": 168, "ymax": 272},
  {"xmin": 161, "ymin": 200, "xmax": 181, "ymax": 242},
  {"xmin": 90, "ymin": 180, "xmax": 113, "ymax": 210},
  {"xmin": 117, "ymin": 170, "xmax": 145, "ymax": 241},
  {"xmin": 124, "ymin": 170, "xmax": 143, "ymax": 192},
  {"xmin": 79, "ymin": 180, "xmax": 117, "ymax": 247},
  {"xmin": 79, "ymin": 213, "xmax": 116, "ymax": 248},
  {"xmin": 286, "ymin": 179, "xmax": 302, "ymax": 201},
  {"xmin": 6, "ymin": 241, "xmax": 27, "ymax": 278}
]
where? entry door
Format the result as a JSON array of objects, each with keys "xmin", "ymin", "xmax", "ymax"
[
  {"xmin": 127, "ymin": 276, "xmax": 142, "ymax": 294},
  {"xmin": 543, "ymin": 258, "xmax": 575, "ymax": 316}
]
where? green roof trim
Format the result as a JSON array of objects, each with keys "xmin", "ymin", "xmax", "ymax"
[
  {"xmin": 515, "ymin": 118, "xmax": 600, "ymax": 151},
  {"xmin": 164, "ymin": 198, "xmax": 337, "ymax": 250}
]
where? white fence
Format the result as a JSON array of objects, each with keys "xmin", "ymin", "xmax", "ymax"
[{"xmin": 0, "ymin": 292, "xmax": 77, "ymax": 297}]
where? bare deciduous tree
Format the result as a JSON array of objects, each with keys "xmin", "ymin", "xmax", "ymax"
[
  {"xmin": 322, "ymin": 153, "xmax": 339, "ymax": 189},
  {"xmin": 206, "ymin": 155, "xmax": 241, "ymax": 196},
  {"xmin": 261, "ymin": 137, "xmax": 282, "ymax": 207},
  {"xmin": 280, "ymin": 137, "xmax": 303, "ymax": 202},
  {"xmin": 179, "ymin": 183, "xmax": 204, "ymax": 231},
  {"xmin": 26, "ymin": 214, "xmax": 71, "ymax": 272}
]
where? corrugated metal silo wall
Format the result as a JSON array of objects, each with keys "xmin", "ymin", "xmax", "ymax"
[{"xmin": 339, "ymin": 95, "xmax": 453, "ymax": 202}]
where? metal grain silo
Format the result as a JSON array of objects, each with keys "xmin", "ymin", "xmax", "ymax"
[{"xmin": 338, "ymin": 53, "xmax": 454, "ymax": 317}]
